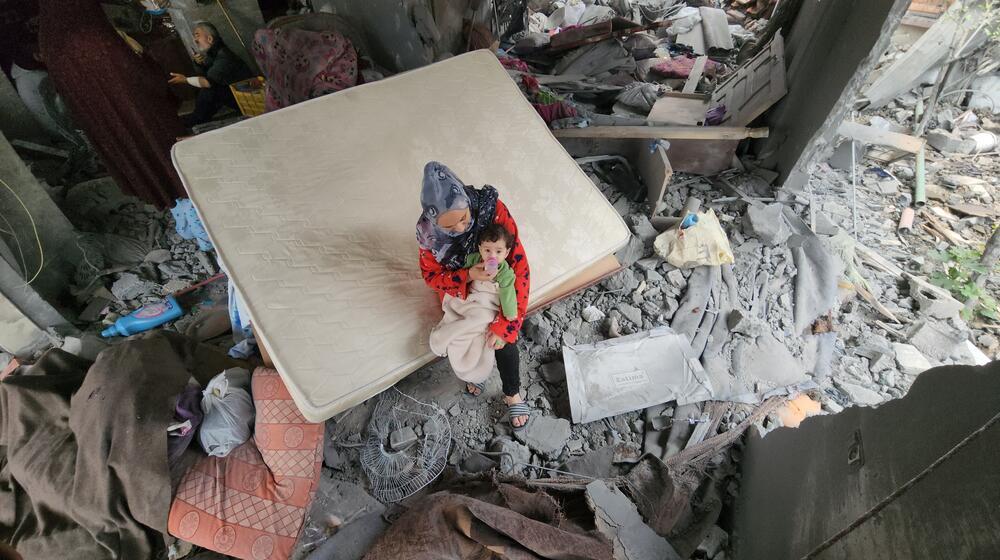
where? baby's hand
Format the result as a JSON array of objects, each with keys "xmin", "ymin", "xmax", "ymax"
[{"xmin": 468, "ymin": 262, "xmax": 496, "ymax": 282}]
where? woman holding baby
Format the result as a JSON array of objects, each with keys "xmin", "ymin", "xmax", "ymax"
[{"xmin": 416, "ymin": 161, "xmax": 531, "ymax": 430}]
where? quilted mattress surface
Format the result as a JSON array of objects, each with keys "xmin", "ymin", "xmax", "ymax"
[{"xmin": 171, "ymin": 51, "xmax": 630, "ymax": 421}]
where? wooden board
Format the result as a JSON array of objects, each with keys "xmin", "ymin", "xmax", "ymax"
[
  {"xmin": 638, "ymin": 142, "xmax": 673, "ymax": 215},
  {"xmin": 664, "ymin": 139, "xmax": 739, "ymax": 175},
  {"xmin": 683, "ymin": 56, "xmax": 709, "ymax": 94},
  {"xmin": 647, "ymin": 93, "xmax": 711, "ymax": 125},
  {"xmin": 711, "ymin": 33, "xmax": 787, "ymax": 127},
  {"xmin": 838, "ymin": 121, "xmax": 925, "ymax": 153},
  {"xmin": 554, "ymin": 126, "xmax": 768, "ymax": 140}
]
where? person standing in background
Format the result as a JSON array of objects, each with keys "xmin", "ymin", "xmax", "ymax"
[{"xmin": 38, "ymin": 0, "xmax": 187, "ymax": 208}]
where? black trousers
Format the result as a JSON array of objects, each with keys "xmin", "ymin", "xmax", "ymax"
[
  {"xmin": 496, "ymin": 342, "xmax": 520, "ymax": 397},
  {"xmin": 184, "ymin": 86, "xmax": 237, "ymax": 128}
]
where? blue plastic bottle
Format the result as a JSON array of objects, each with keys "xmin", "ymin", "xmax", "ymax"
[{"xmin": 101, "ymin": 295, "xmax": 184, "ymax": 337}]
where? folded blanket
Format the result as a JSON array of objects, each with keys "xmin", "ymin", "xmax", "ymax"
[{"xmin": 429, "ymin": 281, "xmax": 500, "ymax": 383}]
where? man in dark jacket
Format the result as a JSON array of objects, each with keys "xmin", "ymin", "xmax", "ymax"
[{"xmin": 168, "ymin": 22, "xmax": 253, "ymax": 127}]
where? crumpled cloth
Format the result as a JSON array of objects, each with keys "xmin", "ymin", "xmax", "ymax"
[
  {"xmin": 253, "ymin": 27, "xmax": 358, "ymax": 111},
  {"xmin": 0, "ymin": 332, "xmax": 241, "ymax": 559},
  {"xmin": 171, "ymin": 198, "xmax": 214, "ymax": 252},
  {"xmin": 363, "ymin": 479, "xmax": 614, "ymax": 560},
  {"xmin": 429, "ymin": 281, "xmax": 500, "ymax": 383}
]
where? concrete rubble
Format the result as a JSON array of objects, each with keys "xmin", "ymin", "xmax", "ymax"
[{"xmin": 1, "ymin": 2, "xmax": 996, "ymax": 560}]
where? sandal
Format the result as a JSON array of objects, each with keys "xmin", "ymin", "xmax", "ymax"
[
  {"xmin": 507, "ymin": 400, "xmax": 531, "ymax": 432},
  {"xmin": 466, "ymin": 382, "xmax": 486, "ymax": 397}
]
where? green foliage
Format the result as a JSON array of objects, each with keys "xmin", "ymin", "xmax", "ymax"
[{"xmin": 929, "ymin": 246, "xmax": 999, "ymax": 321}]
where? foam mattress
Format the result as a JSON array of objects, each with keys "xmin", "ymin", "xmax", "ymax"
[{"xmin": 171, "ymin": 51, "xmax": 630, "ymax": 421}]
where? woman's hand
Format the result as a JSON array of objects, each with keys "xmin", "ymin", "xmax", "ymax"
[
  {"xmin": 468, "ymin": 262, "xmax": 497, "ymax": 282},
  {"xmin": 486, "ymin": 332, "xmax": 506, "ymax": 350}
]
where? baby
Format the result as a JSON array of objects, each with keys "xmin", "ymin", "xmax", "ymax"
[
  {"xmin": 464, "ymin": 223, "xmax": 518, "ymax": 320},
  {"xmin": 428, "ymin": 223, "xmax": 518, "ymax": 383}
]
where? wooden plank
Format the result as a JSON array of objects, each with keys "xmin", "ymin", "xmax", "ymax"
[
  {"xmin": 865, "ymin": 1, "xmax": 983, "ymax": 107},
  {"xmin": 636, "ymin": 142, "xmax": 673, "ymax": 218},
  {"xmin": 711, "ymin": 33, "xmax": 786, "ymax": 127},
  {"xmin": 647, "ymin": 94, "xmax": 711, "ymax": 126},
  {"xmin": 838, "ymin": 121, "xmax": 925, "ymax": 153},
  {"xmin": 553, "ymin": 126, "xmax": 769, "ymax": 140},
  {"xmin": 682, "ymin": 56, "xmax": 708, "ymax": 94},
  {"xmin": 948, "ymin": 203, "xmax": 997, "ymax": 218}
]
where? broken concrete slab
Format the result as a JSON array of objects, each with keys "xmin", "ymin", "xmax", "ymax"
[
  {"xmin": 629, "ymin": 214, "xmax": 660, "ymax": 246},
  {"xmin": 563, "ymin": 446, "xmax": 614, "ymax": 478},
  {"xmin": 908, "ymin": 275, "xmax": 963, "ymax": 319},
  {"xmin": 490, "ymin": 436, "xmax": 532, "ymax": 474},
  {"xmin": 110, "ymin": 272, "xmax": 162, "ymax": 301},
  {"xmin": 389, "ymin": 426, "xmax": 418, "ymax": 451},
  {"xmin": 908, "ymin": 320, "xmax": 966, "ymax": 362},
  {"xmin": 834, "ymin": 379, "xmax": 884, "ymax": 406},
  {"xmin": 514, "ymin": 414, "xmax": 571, "ymax": 459},
  {"xmin": 616, "ymin": 303, "xmax": 643, "ymax": 326},
  {"xmin": 925, "ymin": 129, "xmax": 976, "ymax": 155},
  {"xmin": 585, "ymin": 479, "xmax": 682, "ymax": 560},
  {"xmin": 743, "ymin": 203, "xmax": 791, "ymax": 246},
  {"xmin": 616, "ymin": 235, "xmax": 647, "ymax": 268},
  {"xmin": 299, "ymin": 476, "xmax": 386, "ymax": 559}
]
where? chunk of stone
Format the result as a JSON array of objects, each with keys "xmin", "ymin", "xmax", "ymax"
[
  {"xmin": 908, "ymin": 320, "xmax": 965, "ymax": 361},
  {"xmin": 563, "ymin": 446, "xmax": 614, "ymax": 478},
  {"xmin": 489, "ymin": 437, "xmax": 532, "ymax": 474},
  {"xmin": 389, "ymin": 426, "xmax": 418, "ymax": 451},
  {"xmin": 144, "ymin": 248, "xmax": 172, "ymax": 263},
  {"xmin": 629, "ymin": 214, "xmax": 660, "ymax": 246},
  {"xmin": 616, "ymin": 235, "xmax": 646, "ymax": 268},
  {"xmin": 925, "ymin": 129, "xmax": 976, "ymax": 154},
  {"xmin": 743, "ymin": 203, "xmax": 791, "ymax": 246},
  {"xmin": 585, "ymin": 480, "xmax": 681, "ymax": 560},
  {"xmin": 604, "ymin": 269, "xmax": 641, "ymax": 293},
  {"xmin": 834, "ymin": 379, "xmax": 884, "ymax": 406},
  {"xmin": 515, "ymin": 414, "xmax": 571, "ymax": 459},
  {"xmin": 110, "ymin": 272, "xmax": 161, "ymax": 301},
  {"xmin": 616, "ymin": 303, "xmax": 643, "ymax": 326},
  {"xmin": 908, "ymin": 276, "xmax": 963, "ymax": 319},
  {"xmin": 582, "ymin": 305, "xmax": 606, "ymax": 323},
  {"xmin": 665, "ymin": 269, "xmax": 686, "ymax": 289},
  {"xmin": 635, "ymin": 257, "xmax": 660, "ymax": 271},
  {"xmin": 524, "ymin": 314, "xmax": 554, "ymax": 345},
  {"xmin": 813, "ymin": 211, "xmax": 840, "ymax": 235}
]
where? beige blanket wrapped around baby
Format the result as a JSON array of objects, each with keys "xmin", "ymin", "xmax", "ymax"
[{"xmin": 429, "ymin": 281, "xmax": 500, "ymax": 383}]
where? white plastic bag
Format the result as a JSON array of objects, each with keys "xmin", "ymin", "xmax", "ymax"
[
  {"xmin": 653, "ymin": 209, "xmax": 735, "ymax": 268},
  {"xmin": 198, "ymin": 367, "xmax": 254, "ymax": 457}
]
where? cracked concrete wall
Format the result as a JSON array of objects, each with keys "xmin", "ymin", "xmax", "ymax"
[
  {"xmin": 754, "ymin": 0, "xmax": 911, "ymax": 192},
  {"xmin": 0, "ymin": 71, "xmax": 45, "ymax": 143},
  {"xmin": 0, "ymin": 132, "xmax": 80, "ymax": 303},
  {"xmin": 731, "ymin": 361, "xmax": 1000, "ymax": 559}
]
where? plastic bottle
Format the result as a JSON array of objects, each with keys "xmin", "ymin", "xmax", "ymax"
[
  {"xmin": 101, "ymin": 295, "xmax": 184, "ymax": 337},
  {"xmin": 484, "ymin": 256, "xmax": 499, "ymax": 276}
]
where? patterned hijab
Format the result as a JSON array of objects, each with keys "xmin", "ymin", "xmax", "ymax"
[{"xmin": 416, "ymin": 161, "xmax": 498, "ymax": 270}]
